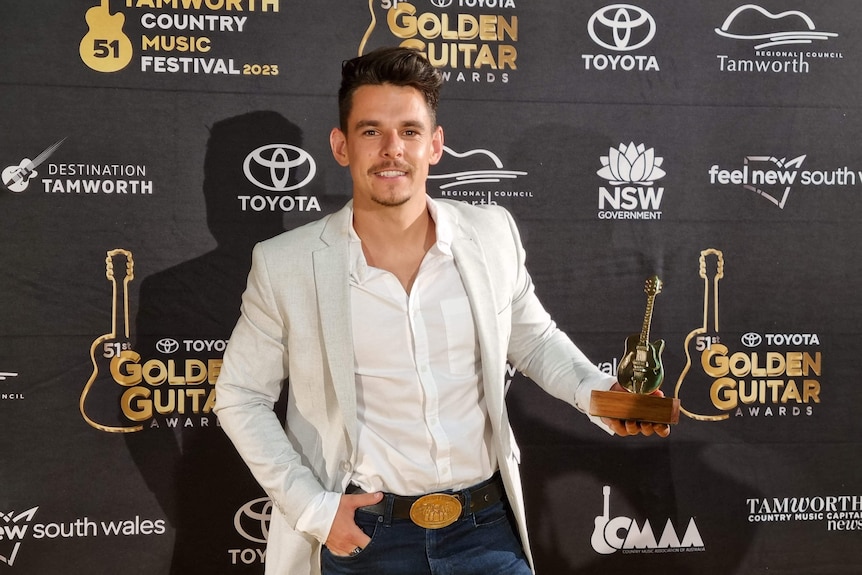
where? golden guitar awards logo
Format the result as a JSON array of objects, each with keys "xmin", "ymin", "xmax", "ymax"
[
  {"xmin": 81, "ymin": 249, "xmax": 220, "ymax": 433},
  {"xmin": 359, "ymin": 0, "xmax": 519, "ymax": 84},
  {"xmin": 673, "ymin": 249, "xmax": 822, "ymax": 421},
  {"xmin": 81, "ymin": 249, "xmax": 141, "ymax": 432},
  {"xmin": 80, "ymin": 0, "xmax": 134, "ymax": 72}
]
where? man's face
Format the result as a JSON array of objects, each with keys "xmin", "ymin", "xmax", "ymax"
[{"xmin": 330, "ymin": 83, "xmax": 444, "ymax": 209}]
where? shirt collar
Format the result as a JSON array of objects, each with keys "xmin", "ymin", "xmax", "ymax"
[{"xmin": 348, "ymin": 196, "xmax": 453, "ymax": 281}]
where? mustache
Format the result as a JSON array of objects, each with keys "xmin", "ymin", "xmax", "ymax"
[{"xmin": 368, "ymin": 161, "xmax": 413, "ymax": 175}]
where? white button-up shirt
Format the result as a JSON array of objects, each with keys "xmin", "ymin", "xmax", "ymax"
[
  {"xmin": 294, "ymin": 200, "xmax": 497, "ymax": 543},
  {"xmin": 348, "ymin": 200, "xmax": 496, "ymax": 496}
]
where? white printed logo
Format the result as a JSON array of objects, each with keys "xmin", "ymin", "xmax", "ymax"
[
  {"xmin": 429, "ymin": 145, "xmax": 527, "ymax": 190},
  {"xmin": 0, "ymin": 507, "xmax": 39, "ymax": 566},
  {"xmin": 597, "ymin": 143, "xmax": 665, "ymax": 219},
  {"xmin": 715, "ymin": 5, "xmax": 837, "ymax": 50},
  {"xmin": 243, "ymin": 144, "xmax": 316, "ymax": 192},
  {"xmin": 588, "ymin": 4, "xmax": 656, "ymax": 51},
  {"xmin": 591, "ymin": 487, "xmax": 704, "ymax": 554}
]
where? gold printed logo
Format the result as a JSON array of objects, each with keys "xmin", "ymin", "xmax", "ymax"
[
  {"xmin": 674, "ymin": 249, "xmax": 821, "ymax": 421},
  {"xmin": 360, "ymin": 1, "xmax": 518, "ymax": 72},
  {"xmin": 81, "ymin": 249, "xmax": 220, "ymax": 433},
  {"xmin": 81, "ymin": 249, "xmax": 141, "ymax": 432},
  {"xmin": 80, "ymin": 0, "xmax": 134, "ymax": 72}
]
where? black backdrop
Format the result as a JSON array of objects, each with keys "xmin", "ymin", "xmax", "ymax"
[{"xmin": 2, "ymin": 1, "xmax": 861, "ymax": 573}]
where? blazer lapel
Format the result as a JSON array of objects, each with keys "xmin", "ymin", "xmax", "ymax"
[
  {"xmin": 446, "ymin": 207, "xmax": 509, "ymax": 441},
  {"xmin": 313, "ymin": 203, "xmax": 358, "ymax": 450}
]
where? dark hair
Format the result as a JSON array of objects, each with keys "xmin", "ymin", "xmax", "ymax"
[{"xmin": 338, "ymin": 47, "xmax": 443, "ymax": 131}]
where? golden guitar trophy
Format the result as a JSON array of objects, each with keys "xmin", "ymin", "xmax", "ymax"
[{"xmin": 590, "ymin": 276, "xmax": 680, "ymax": 425}]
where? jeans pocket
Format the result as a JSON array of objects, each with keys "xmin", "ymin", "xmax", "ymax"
[
  {"xmin": 472, "ymin": 500, "xmax": 509, "ymax": 528},
  {"xmin": 322, "ymin": 516, "xmax": 381, "ymax": 565}
]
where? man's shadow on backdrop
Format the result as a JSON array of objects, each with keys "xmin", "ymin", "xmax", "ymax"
[{"xmin": 128, "ymin": 111, "xmax": 332, "ymax": 574}]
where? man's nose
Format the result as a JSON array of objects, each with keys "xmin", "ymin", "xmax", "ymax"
[{"xmin": 381, "ymin": 130, "xmax": 404, "ymax": 157}]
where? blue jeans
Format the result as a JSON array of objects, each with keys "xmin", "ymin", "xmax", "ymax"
[{"xmin": 321, "ymin": 499, "xmax": 532, "ymax": 575}]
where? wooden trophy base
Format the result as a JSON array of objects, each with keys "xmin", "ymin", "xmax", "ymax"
[{"xmin": 590, "ymin": 390, "xmax": 680, "ymax": 425}]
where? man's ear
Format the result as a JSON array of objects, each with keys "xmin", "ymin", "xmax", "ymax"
[
  {"xmin": 330, "ymin": 127, "xmax": 350, "ymax": 167},
  {"xmin": 430, "ymin": 125, "xmax": 444, "ymax": 165}
]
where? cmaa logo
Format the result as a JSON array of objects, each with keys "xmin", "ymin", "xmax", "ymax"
[{"xmin": 591, "ymin": 486, "xmax": 703, "ymax": 554}]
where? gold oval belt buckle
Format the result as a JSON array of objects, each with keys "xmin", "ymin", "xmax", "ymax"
[{"xmin": 409, "ymin": 493, "xmax": 462, "ymax": 529}]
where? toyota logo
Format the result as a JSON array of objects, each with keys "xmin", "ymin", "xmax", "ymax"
[
  {"xmin": 235, "ymin": 497, "xmax": 272, "ymax": 544},
  {"xmin": 243, "ymin": 144, "xmax": 317, "ymax": 192},
  {"xmin": 741, "ymin": 332, "xmax": 763, "ymax": 348},
  {"xmin": 588, "ymin": 4, "xmax": 656, "ymax": 51},
  {"xmin": 430, "ymin": 0, "xmax": 453, "ymax": 6},
  {"xmin": 155, "ymin": 338, "xmax": 180, "ymax": 354}
]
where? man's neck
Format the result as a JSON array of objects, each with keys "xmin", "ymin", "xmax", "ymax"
[{"xmin": 353, "ymin": 198, "xmax": 436, "ymax": 293}]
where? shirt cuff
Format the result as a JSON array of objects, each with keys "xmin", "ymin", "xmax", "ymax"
[
  {"xmin": 294, "ymin": 490, "xmax": 342, "ymax": 544},
  {"xmin": 576, "ymin": 374, "xmax": 618, "ymax": 435}
]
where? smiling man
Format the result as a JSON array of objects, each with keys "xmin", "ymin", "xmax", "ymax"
[{"xmin": 214, "ymin": 47, "xmax": 668, "ymax": 575}]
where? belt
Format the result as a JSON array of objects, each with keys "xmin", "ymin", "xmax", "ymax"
[{"xmin": 347, "ymin": 473, "xmax": 505, "ymax": 529}]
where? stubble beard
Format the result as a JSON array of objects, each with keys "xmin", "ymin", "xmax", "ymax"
[{"xmin": 369, "ymin": 162, "xmax": 416, "ymax": 207}]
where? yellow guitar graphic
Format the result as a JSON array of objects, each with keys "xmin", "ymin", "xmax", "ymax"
[
  {"xmin": 80, "ymin": 249, "xmax": 142, "ymax": 433},
  {"xmin": 79, "ymin": 0, "xmax": 133, "ymax": 73},
  {"xmin": 674, "ymin": 249, "xmax": 728, "ymax": 421}
]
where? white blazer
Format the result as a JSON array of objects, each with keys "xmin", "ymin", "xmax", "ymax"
[{"xmin": 215, "ymin": 198, "xmax": 615, "ymax": 574}]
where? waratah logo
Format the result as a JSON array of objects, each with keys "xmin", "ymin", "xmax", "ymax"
[{"xmin": 598, "ymin": 142, "xmax": 666, "ymax": 185}]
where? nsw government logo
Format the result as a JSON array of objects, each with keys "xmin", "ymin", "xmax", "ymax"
[{"xmin": 597, "ymin": 142, "xmax": 665, "ymax": 220}]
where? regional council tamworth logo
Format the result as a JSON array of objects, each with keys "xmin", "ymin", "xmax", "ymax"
[{"xmin": 429, "ymin": 144, "xmax": 529, "ymax": 205}]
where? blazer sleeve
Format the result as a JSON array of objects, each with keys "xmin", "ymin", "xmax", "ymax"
[
  {"xmin": 214, "ymin": 242, "xmax": 329, "ymax": 526},
  {"xmin": 499, "ymin": 209, "xmax": 617, "ymax": 431}
]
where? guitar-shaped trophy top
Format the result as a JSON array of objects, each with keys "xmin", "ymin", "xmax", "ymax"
[{"xmin": 617, "ymin": 275, "xmax": 666, "ymax": 395}]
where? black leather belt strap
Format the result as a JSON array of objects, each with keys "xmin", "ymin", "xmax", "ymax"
[{"xmin": 347, "ymin": 472, "xmax": 505, "ymax": 521}]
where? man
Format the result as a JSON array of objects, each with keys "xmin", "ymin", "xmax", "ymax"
[{"xmin": 214, "ymin": 47, "xmax": 669, "ymax": 575}]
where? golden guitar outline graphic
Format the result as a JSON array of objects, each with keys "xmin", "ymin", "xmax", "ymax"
[
  {"xmin": 79, "ymin": 0, "xmax": 133, "ymax": 73},
  {"xmin": 617, "ymin": 276, "xmax": 665, "ymax": 395},
  {"xmin": 674, "ymin": 248, "xmax": 728, "ymax": 421},
  {"xmin": 358, "ymin": 0, "xmax": 377, "ymax": 56},
  {"xmin": 80, "ymin": 249, "xmax": 143, "ymax": 433}
]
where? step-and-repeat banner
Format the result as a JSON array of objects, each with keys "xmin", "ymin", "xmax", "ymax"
[{"xmin": 2, "ymin": 1, "xmax": 860, "ymax": 573}]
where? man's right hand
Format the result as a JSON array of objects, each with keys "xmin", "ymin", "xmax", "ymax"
[{"xmin": 324, "ymin": 491, "xmax": 383, "ymax": 556}]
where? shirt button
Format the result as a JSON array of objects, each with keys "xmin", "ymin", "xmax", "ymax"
[{"xmin": 341, "ymin": 460, "xmax": 352, "ymax": 472}]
